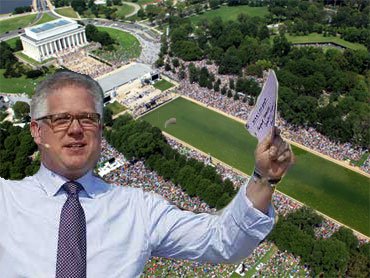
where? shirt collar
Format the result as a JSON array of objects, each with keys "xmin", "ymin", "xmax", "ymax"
[{"xmin": 35, "ymin": 164, "xmax": 106, "ymax": 198}]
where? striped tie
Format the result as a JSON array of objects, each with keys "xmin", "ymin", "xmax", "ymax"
[{"xmin": 56, "ymin": 181, "xmax": 86, "ymax": 278}]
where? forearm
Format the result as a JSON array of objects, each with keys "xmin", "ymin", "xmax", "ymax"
[{"xmin": 149, "ymin": 183, "xmax": 275, "ymax": 263}]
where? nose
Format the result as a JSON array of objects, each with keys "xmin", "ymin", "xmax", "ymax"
[{"xmin": 67, "ymin": 118, "xmax": 84, "ymax": 135}]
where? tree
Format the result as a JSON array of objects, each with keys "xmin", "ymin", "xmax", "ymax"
[
  {"xmin": 209, "ymin": 0, "xmax": 220, "ymax": 10},
  {"xmin": 103, "ymin": 107, "xmax": 113, "ymax": 127},
  {"xmin": 218, "ymin": 46, "xmax": 242, "ymax": 74},
  {"xmin": 310, "ymin": 239, "xmax": 349, "ymax": 276},
  {"xmin": 0, "ymin": 42, "xmax": 17, "ymax": 69},
  {"xmin": 137, "ymin": 8, "xmax": 145, "ymax": 18},
  {"xmin": 203, "ymin": 184, "xmax": 223, "ymax": 208},
  {"xmin": 172, "ymin": 58, "xmax": 179, "ymax": 68},
  {"xmin": 171, "ymin": 40, "xmax": 203, "ymax": 61},
  {"xmin": 13, "ymin": 101, "xmax": 30, "ymax": 120},
  {"xmin": 71, "ymin": 0, "xmax": 87, "ymax": 14},
  {"xmin": 331, "ymin": 227, "xmax": 359, "ymax": 251},
  {"xmin": 272, "ymin": 34, "xmax": 291, "ymax": 58}
]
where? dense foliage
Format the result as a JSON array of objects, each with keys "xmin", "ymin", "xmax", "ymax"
[
  {"xmin": 85, "ymin": 24, "xmax": 115, "ymax": 47},
  {"xmin": 13, "ymin": 6, "xmax": 32, "ymax": 14},
  {"xmin": 163, "ymin": 8, "xmax": 369, "ymax": 148},
  {"xmin": 13, "ymin": 101, "xmax": 30, "ymax": 121},
  {"xmin": 68, "ymin": 0, "xmax": 124, "ymax": 20},
  {"xmin": 105, "ymin": 114, "xmax": 236, "ymax": 209},
  {"xmin": 268, "ymin": 207, "xmax": 369, "ymax": 277},
  {"xmin": 0, "ymin": 41, "xmax": 51, "ymax": 79},
  {"xmin": 0, "ymin": 122, "xmax": 39, "ymax": 180}
]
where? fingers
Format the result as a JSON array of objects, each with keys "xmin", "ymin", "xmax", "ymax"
[
  {"xmin": 258, "ymin": 127, "xmax": 277, "ymax": 152},
  {"xmin": 277, "ymin": 147, "xmax": 291, "ymax": 162},
  {"xmin": 269, "ymin": 130, "xmax": 285, "ymax": 160}
]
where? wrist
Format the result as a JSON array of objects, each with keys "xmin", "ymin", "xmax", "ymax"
[
  {"xmin": 253, "ymin": 168, "xmax": 281, "ymax": 189},
  {"xmin": 246, "ymin": 173, "xmax": 274, "ymax": 214}
]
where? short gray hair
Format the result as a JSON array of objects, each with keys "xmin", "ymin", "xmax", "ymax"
[{"xmin": 31, "ymin": 71, "xmax": 104, "ymax": 119}]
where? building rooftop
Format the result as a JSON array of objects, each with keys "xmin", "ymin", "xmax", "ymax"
[{"xmin": 30, "ymin": 19, "xmax": 71, "ymax": 34}]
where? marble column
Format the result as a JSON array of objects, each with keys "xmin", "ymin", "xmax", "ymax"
[
  {"xmin": 67, "ymin": 36, "xmax": 72, "ymax": 48},
  {"xmin": 57, "ymin": 39, "xmax": 62, "ymax": 51},
  {"xmin": 39, "ymin": 44, "xmax": 45, "ymax": 57},
  {"xmin": 53, "ymin": 41, "xmax": 58, "ymax": 53}
]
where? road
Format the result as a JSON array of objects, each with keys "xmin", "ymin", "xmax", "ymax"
[
  {"xmin": 0, "ymin": 0, "xmax": 57, "ymax": 42},
  {"xmin": 83, "ymin": 19, "xmax": 160, "ymax": 65}
]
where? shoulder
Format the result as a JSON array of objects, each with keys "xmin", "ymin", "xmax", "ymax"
[
  {"xmin": 93, "ymin": 175, "xmax": 147, "ymax": 201},
  {"xmin": 0, "ymin": 175, "xmax": 37, "ymax": 200}
]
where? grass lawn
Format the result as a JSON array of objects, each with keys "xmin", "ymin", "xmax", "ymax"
[
  {"xmin": 141, "ymin": 97, "xmax": 370, "ymax": 236},
  {"xmin": 35, "ymin": 13, "xmax": 56, "ymax": 25},
  {"xmin": 190, "ymin": 6, "xmax": 269, "ymax": 25},
  {"xmin": 0, "ymin": 69, "xmax": 45, "ymax": 95},
  {"xmin": 0, "ymin": 14, "xmax": 37, "ymax": 34},
  {"xmin": 153, "ymin": 79, "xmax": 174, "ymax": 91},
  {"xmin": 286, "ymin": 33, "xmax": 367, "ymax": 51},
  {"xmin": 15, "ymin": 51, "xmax": 45, "ymax": 66},
  {"xmin": 5, "ymin": 37, "xmax": 20, "ymax": 49},
  {"xmin": 55, "ymin": 7, "xmax": 79, "ymax": 18},
  {"xmin": 94, "ymin": 27, "xmax": 141, "ymax": 62},
  {"xmin": 115, "ymin": 4, "xmax": 135, "ymax": 19},
  {"xmin": 106, "ymin": 101, "xmax": 126, "ymax": 115}
]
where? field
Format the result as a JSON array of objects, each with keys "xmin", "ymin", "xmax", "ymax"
[
  {"xmin": 0, "ymin": 69, "xmax": 45, "ymax": 95},
  {"xmin": 106, "ymin": 101, "xmax": 126, "ymax": 115},
  {"xmin": 190, "ymin": 6, "xmax": 269, "ymax": 25},
  {"xmin": 5, "ymin": 37, "xmax": 20, "ymax": 49},
  {"xmin": 55, "ymin": 7, "xmax": 79, "ymax": 18},
  {"xmin": 142, "ymin": 97, "xmax": 370, "ymax": 236},
  {"xmin": 0, "ymin": 14, "xmax": 37, "ymax": 34},
  {"xmin": 153, "ymin": 79, "xmax": 174, "ymax": 91},
  {"xmin": 35, "ymin": 13, "xmax": 56, "ymax": 25},
  {"xmin": 115, "ymin": 4, "xmax": 135, "ymax": 19},
  {"xmin": 95, "ymin": 27, "xmax": 141, "ymax": 62},
  {"xmin": 286, "ymin": 33, "xmax": 367, "ymax": 51}
]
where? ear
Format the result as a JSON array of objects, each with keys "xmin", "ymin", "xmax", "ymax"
[{"xmin": 30, "ymin": 121, "xmax": 42, "ymax": 145}]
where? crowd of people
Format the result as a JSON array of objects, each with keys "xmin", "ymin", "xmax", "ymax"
[
  {"xmin": 119, "ymin": 84, "xmax": 175, "ymax": 118},
  {"xmin": 253, "ymin": 250, "xmax": 310, "ymax": 277},
  {"xmin": 162, "ymin": 62, "xmax": 369, "ymax": 174},
  {"xmin": 57, "ymin": 48, "xmax": 114, "ymax": 79},
  {"xmin": 132, "ymin": 91, "xmax": 174, "ymax": 118}
]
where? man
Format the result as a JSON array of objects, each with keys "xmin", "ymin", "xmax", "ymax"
[{"xmin": 0, "ymin": 71, "xmax": 294, "ymax": 277}]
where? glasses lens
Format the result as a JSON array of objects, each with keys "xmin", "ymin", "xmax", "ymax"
[
  {"xmin": 51, "ymin": 114, "xmax": 72, "ymax": 130},
  {"xmin": 79, "ymin": 113, "xmax": 100, "ymax": 127},
  {"xmin": 46, "ymin": 113, "xmax": 100, "ymax": 131}
]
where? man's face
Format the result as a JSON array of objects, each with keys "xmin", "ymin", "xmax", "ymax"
[{"xmin": 31, "ymin": 85, "xmax": 102, "ymax": 180}]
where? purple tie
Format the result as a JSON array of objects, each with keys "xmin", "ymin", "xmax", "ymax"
[{"xmin": 56, "ymin": 181, "xmax": 86, "ymax": 278}]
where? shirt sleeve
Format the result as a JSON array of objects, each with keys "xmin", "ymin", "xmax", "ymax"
[{"xmin": 146, "ymin": 177, "xmax": 275, "ymax": 264}]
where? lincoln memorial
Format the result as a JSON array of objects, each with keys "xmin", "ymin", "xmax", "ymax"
[{"xmin": 20, "ymin": 18, "xmax": 88, "ymax": 62}]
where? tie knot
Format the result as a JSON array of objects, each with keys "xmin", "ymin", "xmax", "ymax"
[{"xmin": 63, "ymin": 181, "xmax": 83, "ymax": 196}]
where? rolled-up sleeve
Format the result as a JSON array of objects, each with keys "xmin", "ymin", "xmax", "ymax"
[{"xmin": 146, "ymin": 178, "xmax": 275, "ymax": 263}]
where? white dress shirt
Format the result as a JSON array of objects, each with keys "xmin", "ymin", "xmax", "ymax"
[{"xmin": 0, "ymin": 164, "xmax": 275, "ymax": 277}]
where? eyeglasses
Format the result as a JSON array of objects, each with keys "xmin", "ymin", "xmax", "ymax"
[{"xmin": 35, "ymin": 112, "xmax": 101, "ymax": 131}]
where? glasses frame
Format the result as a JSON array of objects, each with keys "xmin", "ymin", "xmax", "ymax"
[{"xmin": 35, "ymin": 112, "xmax": 101, "ymax": 132}]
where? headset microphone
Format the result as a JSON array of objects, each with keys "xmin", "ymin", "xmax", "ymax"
[{"xmin": 40, "ymin": 142, "xmax": 50, "ymax": 149}]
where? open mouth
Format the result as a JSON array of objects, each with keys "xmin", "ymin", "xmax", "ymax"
[{"xmin": 65, "ymin": 143, "xmax": 86, "ymax": 150}]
